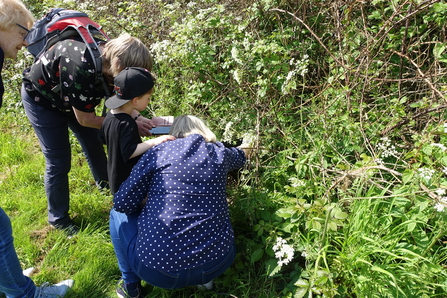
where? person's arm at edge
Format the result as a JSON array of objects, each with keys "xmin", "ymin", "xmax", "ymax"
[{"xmin": 73, "ymin": 107, "xmax": 104, "ymax": 129}]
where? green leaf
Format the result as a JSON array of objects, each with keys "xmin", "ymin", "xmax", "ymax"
[
  {"xmin": 294, "ymin": 278, "xmax": 309, "ymax": 288},
  {"xmin": 402, "ymin": 169, "xmax": 414, "ymax": 184},
  {"xmin": 333, "ymin": 209, "xmax": 348, "ymax": 219},
  {"xmin": 294, "ymin": 288, "xmax": 308, "ymax": 298},
  {"xmin": 433, "ymin": 43, "xmax": 446, "ymax": 59},
  {"xmin": 266, "ymin": 259, "xmax": 281, "ymax": 276},
  {"xmin": 276, "ymin": 207, "xmax": 296, "ymax": 219},
  {"xmin": 407, "ymin": 221, "xmax": 416, "ymax": 232},
  {"xmin": 250, "ymin": 248, "xmax": 264, "ymax": 264}
]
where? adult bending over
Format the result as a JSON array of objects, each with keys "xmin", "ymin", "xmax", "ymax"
[
  {"xmin": 0, "ymin": 1, "xmax": 73, "ymax": 296},
  {"xmin": 21, "ymin": 31, "xmax": 157, "ymax": 233},
  {"xmin": 110, "ymin": 115, "xmax": 247, "ymax": 298}
]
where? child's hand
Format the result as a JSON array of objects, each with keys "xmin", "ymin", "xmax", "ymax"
[{"xmin": 149, "ymin": 135, "xmax": 176, "ymax": 147}]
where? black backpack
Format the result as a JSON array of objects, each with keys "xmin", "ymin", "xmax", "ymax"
[{"xmin": 25, "ymin": 8, "xmax": 111, "ymax": 98}]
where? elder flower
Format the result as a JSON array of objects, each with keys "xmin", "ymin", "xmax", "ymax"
[{"xmin": 273, "ymin": 237, "xmax": 294, "ymax": 267}]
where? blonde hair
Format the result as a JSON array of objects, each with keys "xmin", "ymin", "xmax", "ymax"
[
  {"xmin": 0, "ymin": 0, "xmax": 34, "ymax": 31},
  {"xmin": 102, "ymin": 34, "xmax": 153, "ymax": 77},
  {"xmin": 169, "ymin": 115, "xmax": 217, "ymax": 143}
]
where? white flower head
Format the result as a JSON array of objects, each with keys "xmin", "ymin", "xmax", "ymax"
[
  {"xmin": 272, "ymin": 237, "xmax": 294, "ymax": 267},
  {"xmin": 435, "ymin": 189, "xmax": 446, "ymax": 196},
  {"xmin": 431, "ymin": 143, "xmax": 447, "ymax": 151},
  {"xmin": 376, "ymin": 137, "xmax": 399, "ymax": 158},
  {"xmin": 418, "ymin": 167, "xmax": 435, "ymax": 180},
  {"xmin": 435, "ymin": 203, "xmax": 445, "ymax": 212}
]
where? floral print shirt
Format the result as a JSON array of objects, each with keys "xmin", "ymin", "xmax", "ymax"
[{"xmin": 22, "ymin": 37, "xmax": 107, "ymax": 117}]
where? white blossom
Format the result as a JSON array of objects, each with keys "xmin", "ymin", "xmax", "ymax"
[
  {"xmin": 222, "ymin": 121, "xmax": 234, "ymax": 143},
  {"xmin": 434, "ymin": 203, "xmax": 445, "ymax": 212},
  {"xmin": 376, "ymin": 137, "xmax": 399, "ymax": 158},
  {"xmin": 272, "ymin": 237, "xmax": 294, "ymax": 267},
  {"xmin": 418, "ymin": 167, "xmax": 435, "ymax": 180},
  {"xmin": 431, "ymin": 143, "xmax": 447, "ymax": 151},
  {"xmin": 435, "ymin": 189, "xmax": 446, "ymax": 196}
]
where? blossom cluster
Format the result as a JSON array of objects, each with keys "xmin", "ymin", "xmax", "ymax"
[
  {"xmin": 222, "ymin": 121, "xmax": 235, "ymax": 143},
  {"xmin": 375, "ymin": 137, "xmax": 398, "ymax": 158},
  {"xmin": 150, "ymin": 40, "xmax": 172, "ymax": 63},
  {"xmin": 431, "ymin": 143, "xmax": 447, "ymax": 151},
  {"xmin": 418, "ymin": 167, "xmax": 436, "ymax": 180},
  {"xmin": 281, "ymin": 55, "xmax": 309, "ymax": 95},
  {"xmin": 273, "ymin": 237, "xmax": 294, "ymax": 267},
  {"xmin": 434, "ymin": 189, "xmax": 447, "ymax": 212}
]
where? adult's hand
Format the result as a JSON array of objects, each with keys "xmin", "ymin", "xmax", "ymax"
[
  {"xmin": 73, "ymin": 107, "xmax": 104, "ymax": 129},
  {"xmin": 137, "ymin": 119, "xmax": 156, "ymax": 136}
]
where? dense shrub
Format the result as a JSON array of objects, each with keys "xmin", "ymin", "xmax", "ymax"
[{"xmin": 2, "ymin": 0, "xmax": 447, "ymax": 297}]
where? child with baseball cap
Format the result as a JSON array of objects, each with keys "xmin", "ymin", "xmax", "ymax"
[{"xmin": 100, "ymin": 67, "xmax": 175, "ymax": 194}]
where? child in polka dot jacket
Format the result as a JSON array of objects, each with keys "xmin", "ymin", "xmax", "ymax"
[{"xmin": 109, "ymin": 115, "xmax": 247, "ymax": 297}]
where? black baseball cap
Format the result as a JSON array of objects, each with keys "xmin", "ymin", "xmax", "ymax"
[{"xmin": 105, "ymin": 67, "xmax": 155, "ymax": 109}]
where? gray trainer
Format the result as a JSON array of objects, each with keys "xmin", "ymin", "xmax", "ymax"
[{"xmin": 34, "ymin": 279, "xmax": 74, "ymax": 298}]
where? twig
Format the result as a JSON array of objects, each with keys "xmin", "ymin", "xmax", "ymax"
[
  {"xmin": 391, "ymin": 49, "xmax": 446, "ymax": 101},
  {"xmin": 269, "ymin": 8, "xmax": 347, "ymax": 71},
  {"xmin": 381, "ymin": 104, "xmax": 447, "ymax": 135}
]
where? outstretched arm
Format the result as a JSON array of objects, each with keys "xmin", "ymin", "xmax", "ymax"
[{"xmin": 129, "ymin": 135, "xmax": 176, "ymax": 159}]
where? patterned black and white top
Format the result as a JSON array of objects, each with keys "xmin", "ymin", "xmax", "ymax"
[
  {"xmin": 22, "ymin": 37, "xmax": 108, "ymax": 116},
  {"xmin": 114, "ymin": 134, "xmax": 246, "ymax": 272}
]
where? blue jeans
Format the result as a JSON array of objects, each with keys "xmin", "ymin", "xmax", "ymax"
[
  {"xmin": 21, "ymin": 86, "xmax": 108, "ymax": 225},
  {"xmin": 109, "ymin": 209, "xmax": 236, "ymax": 289},
  {"xmin": 0, "ymin": 207, "xmax": 36, "ymax": 298}
]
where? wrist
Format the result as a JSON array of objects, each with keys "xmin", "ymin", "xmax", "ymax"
[{"xmin": 134, "ymin": 114, "xmax": 141, "ymax": 121}]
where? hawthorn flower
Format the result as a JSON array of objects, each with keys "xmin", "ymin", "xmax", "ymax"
[
  {"xmin": 273, "ymin": 237, "xmax": 294, "ymax": 267},
  {"xmin": 374, "ymin": 158, "xmax": 384, "ymax": 165}
]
